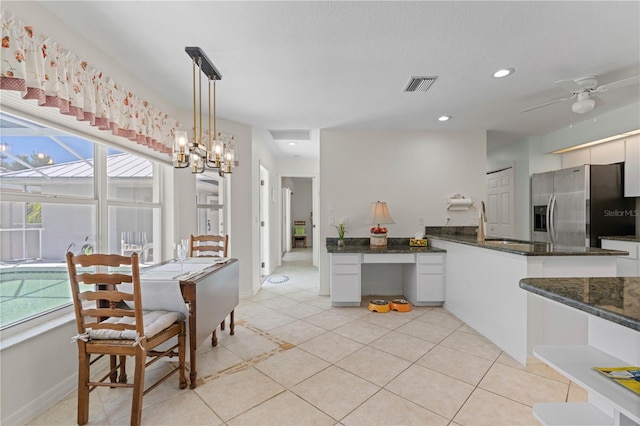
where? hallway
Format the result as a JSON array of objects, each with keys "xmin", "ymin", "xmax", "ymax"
[{"xmin": 30, "ymin": 247, "xmax": 583, "ymax": 425}]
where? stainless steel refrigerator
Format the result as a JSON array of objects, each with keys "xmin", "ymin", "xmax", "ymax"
[{"xmin": 531, "ymin": 163, "xmax": 636, "ymax": 247}]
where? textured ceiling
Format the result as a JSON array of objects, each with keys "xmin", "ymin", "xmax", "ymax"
[{"xmin": 8, "ymin": 1, "xmax": 640, "ymax": 160}]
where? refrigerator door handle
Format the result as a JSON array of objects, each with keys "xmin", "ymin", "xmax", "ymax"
[
  {"xmin": 545, "ymin": 195, "xmax": 553, "ymax": 243},
  {"xmin": 550, "ymin": 195, "xmax": 557, "ymax": 244}
]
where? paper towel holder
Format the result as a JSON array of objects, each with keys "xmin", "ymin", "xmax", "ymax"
[{"xmin": 447, "ymin": 194, "xmax": 473, "ymax": 211}]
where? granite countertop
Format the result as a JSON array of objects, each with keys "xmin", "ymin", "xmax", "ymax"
[
  {"xmin": 600, "ymin": 235, "xmax": 640, "ymax": 243},
  {"xmin": 326, "ymin": 238, "xmax": 445, "ymax": 254},
  {"xmin": 424, "ymin": 226, "xmax": 628, "ymax": 257},
  {"xmin": 520, "ymin": 277, "xmax": 640, "ymax": 331}
]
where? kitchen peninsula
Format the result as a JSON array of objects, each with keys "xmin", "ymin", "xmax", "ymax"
[
  {"xmin": 424, "ymin": 227, "xmax": 627, "ymax": 365},
  {"xmin": 520, "ymin": 277, "xmax": 640, "ymax": 426}
]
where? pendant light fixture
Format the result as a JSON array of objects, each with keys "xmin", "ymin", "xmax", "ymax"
[{"xmin": 173, "ymin": 47, "xmax": 237, "ymax": 176}]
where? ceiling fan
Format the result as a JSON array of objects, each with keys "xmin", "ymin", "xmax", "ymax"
[{"xmin": 521, "ymin": 74, "xmax": 640, "ymax": 114}]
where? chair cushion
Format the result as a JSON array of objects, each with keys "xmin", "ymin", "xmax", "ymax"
[
  {"xmin": 86, "ymin": 310, "xmax": 183, "ymax": 340},
  {"xmin": 294, "ymin": 226, "xmax": 306, "ymax": 235}
]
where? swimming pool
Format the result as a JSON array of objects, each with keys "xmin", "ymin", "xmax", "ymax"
[{"xmin": 0, "ymin": 265, "xmax": 72, "ymax": 328}]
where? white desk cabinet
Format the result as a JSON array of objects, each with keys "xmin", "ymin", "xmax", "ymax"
[
  {"xmin": 330, "ymin": 254, "xmax": 361, "ymax": 306},
  {"xmin": 329, "ymin": 250, "xmax": 446, "ymax": 307},
  {"xmin": 403, "ymin": 253, "xmax": 446, "ymax": 306}
]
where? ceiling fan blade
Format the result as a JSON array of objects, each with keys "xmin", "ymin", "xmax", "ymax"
[
  {"xmin": 595, "ymin": 75, "xmax": 640, "ymax": 92},
  {"xmin": 554, "ymin": 79, "xmax": 583, "ymax": 93},
  {"xmin": 521, "ymin": 97, "xmax": 570, "ymax": 113}
]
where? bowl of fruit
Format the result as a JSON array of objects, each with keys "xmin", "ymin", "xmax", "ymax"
[{"xmin": 370, "ymin": 226, "xmax": 388, "ymax": 247}]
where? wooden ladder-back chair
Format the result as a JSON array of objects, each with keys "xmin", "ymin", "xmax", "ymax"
[
  {"xmin": 189, "ymin": 234, "xmax": 228, "ymax": 258},
  {"xmin": 189, "ymin": 234, "xmax": 233, "ymax": 346},
  {"xmin": 66, "ymin": 252, "xmax": 186, "ymax": 426}
]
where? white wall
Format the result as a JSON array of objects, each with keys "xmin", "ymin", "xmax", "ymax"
[{"xmin": 319, "ymin": 129, "xmax": 487, "ymax": 295}]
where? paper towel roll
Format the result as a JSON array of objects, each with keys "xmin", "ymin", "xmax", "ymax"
[{"xmin": 447, "ymin": 198, "xmax": 473, "ymax": 210}]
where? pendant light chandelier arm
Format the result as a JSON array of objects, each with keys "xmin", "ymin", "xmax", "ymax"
[{"xmin": 192, "ymin": 58, "xmax": 197, "ymax": 152}]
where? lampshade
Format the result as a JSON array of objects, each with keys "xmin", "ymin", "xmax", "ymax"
[{"xmin": 367, "ymin": 201, "xmax": 395, "ymax": 226}]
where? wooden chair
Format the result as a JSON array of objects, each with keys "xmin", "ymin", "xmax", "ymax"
[
  {"xmin": 188, "ymin": 234, "xmax": 233, "ymax": 346},
  {"xmin": 66, "ymin": 252, "xmax": 186, "ymax": 426},
  {"xmin": 292, "ymin": 220, "xmax": 307, "ymax": 248},
  {"xmin": 189, "ymin": 234, "xmax": 228, "ymax": 258}
]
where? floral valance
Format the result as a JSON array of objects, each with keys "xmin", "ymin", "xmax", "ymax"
[{"xmin": 1, "ymin": 11, "xmax": 176, "ymax": 156}]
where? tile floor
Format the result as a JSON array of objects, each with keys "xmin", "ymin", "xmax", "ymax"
[{"xmin": 29, "ymin": 248, "xmax": 586, "ymax": 425}]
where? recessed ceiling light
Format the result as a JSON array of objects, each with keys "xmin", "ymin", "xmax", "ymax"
[
  {"xmin": 438, "ymin": 115, "xmax": 451, "ymax": 122},
  {"xmin": 492, "ymin": 68, "xmax": 515, "ymax": 78},
  {"xmin": 288, "ymin": 142, "xmax": 297, "ymax": 146}
]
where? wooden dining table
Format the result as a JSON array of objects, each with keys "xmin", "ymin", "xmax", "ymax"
[{"xmin": 140, "ymin": 258, "xmax": 240, "ymax": 388}]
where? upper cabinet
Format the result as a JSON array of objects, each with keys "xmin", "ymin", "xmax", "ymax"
[
  {"xmin": 625, "ymin": 135, "xmax": 640, "ymax": 197},
  {"xmin": 561, "ymin": 135, "xmax": 639, "ymax": 198},
  {"xmin": 591, "ymin": 139, "xmax": 625, "ymax": 165},
  {"xmin": 562, "ymin": 139, "xmax": 626, "ymax": 169}
]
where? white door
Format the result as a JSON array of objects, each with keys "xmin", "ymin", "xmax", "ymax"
[{"xmin": 486, "ymin": 166, "xmax": 515, "ymax": 238}]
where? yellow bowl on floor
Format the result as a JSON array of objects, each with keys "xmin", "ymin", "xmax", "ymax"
[
  {"xmin": 368, "ymin": 299, "xmax": 390, "ymax": 313},
  {"xmin": 390, "ymin": 299, "xmax": 412, "ymax": 312}
]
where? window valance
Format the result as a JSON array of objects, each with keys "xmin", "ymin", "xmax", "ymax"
[{"xmin": 1, "ymin": 11, "xmax": 176, "ymax": 156}]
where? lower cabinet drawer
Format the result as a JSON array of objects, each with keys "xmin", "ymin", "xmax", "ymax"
[
  {"xmin": 418, "ymin": 254, "xmax": 445, "ymax": 265},
  {"xmin": 331, "ymin": 254, "xmax": 361, "ymax": 264},
  {"xmin": 332, "ymin": 264, "xmax": 360, "ymax": 274},
  {"xmin": 419, "ymin": 264, "xmax": 444, "ymax": 274},
  {"xmin": 363, "ymin": 253, "xmax": 415, "ymax": 263}
]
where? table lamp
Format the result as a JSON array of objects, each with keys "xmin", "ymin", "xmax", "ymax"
[{"xmin": 368, "ymin": 201, "xmax": 395, "ymax": 247}]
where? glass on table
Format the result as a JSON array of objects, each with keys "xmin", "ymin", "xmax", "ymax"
[{"xmin": 176, "ymin": 241, "xmax": 188, "ymax": 272}]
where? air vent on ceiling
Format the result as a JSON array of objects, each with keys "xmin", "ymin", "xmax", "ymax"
[
  {"xmin": 268, "ymin": 129, "xmax": 311, "ymax": 141},
  {"xmin": 404, "ymin": 76, "xmax": 438, "ymax": 92}
]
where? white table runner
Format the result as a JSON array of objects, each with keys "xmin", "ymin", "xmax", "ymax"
[{"xmin": 119, "ymin": 259, "xmax": 228, "ymax": 319}]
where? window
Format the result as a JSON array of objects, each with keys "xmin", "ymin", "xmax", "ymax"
[
  {"xmin": 196, "ymin": 172, "xmax": 226, "ymax": 236},
  {"xmin": 0, "ymin": 112, "xmax": 164, "ymax": 330},
  {"xmin": 107, "ymin": 147, "xmax": 161, "ymax": 265}
]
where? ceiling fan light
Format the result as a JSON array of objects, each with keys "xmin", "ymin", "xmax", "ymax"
[{"xmin": 571, "ymin": 98, "xmax": 595, "ymax": 114}]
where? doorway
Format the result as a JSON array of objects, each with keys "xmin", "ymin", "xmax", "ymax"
[{"xmin": 281, "ymin": 176, "xmax": 315, "ymax": 266}]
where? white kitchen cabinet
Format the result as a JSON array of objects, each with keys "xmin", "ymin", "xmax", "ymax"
[
  {"xmin": 403, "ymin": 253, "xmax": 445, "ymax": 306},
  {"xmin": 601, "ymin": 239, "xmax": 640, "ymax": 277},
  {"xmin": 625, "ymin": 135, "xmax": 640, "ymax": 197},
  {"xmin": 330, "ymin": 253, "xmax": 361, "ymax": 306},
  {"xmin": 416, "ymin": 254, "xmax": 445, "ymax": 304},
  {"xmin": 561, "ymin": 148, "xmax": 590, "ymax": 169},
  {"xmin": 590, "ymin": 138, "xmax": 625, "ymax": 165}
]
